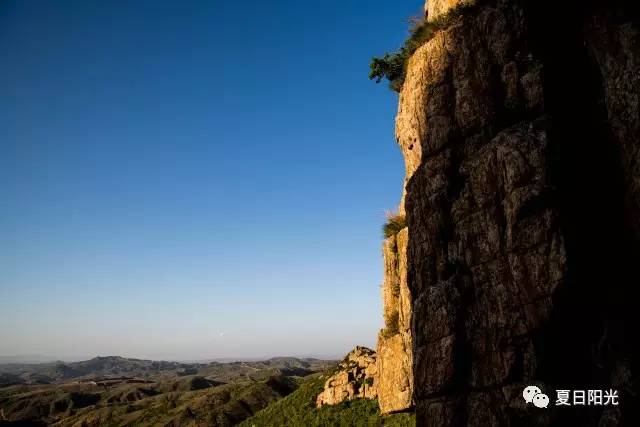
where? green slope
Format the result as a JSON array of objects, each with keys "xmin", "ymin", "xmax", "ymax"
[{"xmin": 239, "ymin": 373, "xmax": 414, "ymax": 427}]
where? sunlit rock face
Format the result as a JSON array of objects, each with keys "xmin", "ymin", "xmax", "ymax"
[
  {"xmin": 376, "ymin": 228, "xmax": 413, "ymax": 414},
  {"xmin": 315, "ymin": 347, "xmax": 377, "ymax": 407},
  {"xmin": 425, "ymin": 0, "xmax": 474, "ymax": 21},
  {"xmin": 401, "ymin": 0, "xmax": 640, "ymax": 425}
]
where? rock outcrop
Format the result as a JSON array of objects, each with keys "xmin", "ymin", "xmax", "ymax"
[
  {"xmin": 376, "ymin": 228, "xmax": 414, "ymax": 414},
  {"xmin": 387, "ymin": 0, "xmax": 640, "ymax": 425},
  {"xmin": 315, "ymin": 347, "xmax": 378, "ymax": 407},
  {"xmin": 425, "ymin": 0, "xmax": 473, "ymax": 21}
]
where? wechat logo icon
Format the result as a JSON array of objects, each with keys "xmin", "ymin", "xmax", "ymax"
[
  {"xmin": 523, "ymin": 386, "xmax": 542, "ymax": 403},
  {"xmin": 523, "ymin": 385, "xmax": 549, "ymax": 408}
]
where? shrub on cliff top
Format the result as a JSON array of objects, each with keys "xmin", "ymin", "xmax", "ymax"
[
  {"xmin": 383, "ymin": 212, "xmax": 406, "ymax": 238},
  {"xmin": 369, "ymin": 1, "xmax": 477, "ymax": 92}
]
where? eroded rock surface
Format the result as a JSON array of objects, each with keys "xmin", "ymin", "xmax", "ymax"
[
  {"xmin": 376, "ymin": 228, "xmax": 413, "ymax": 414},
  {"xmin": 315, "ymin": 347, "xmax": 377, "ymax": 407},
  {"xmin": 425, "ymin": 0, "xmax": 474, "ymax": 21}
]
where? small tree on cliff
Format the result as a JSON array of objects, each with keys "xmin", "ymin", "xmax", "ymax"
[{"xmin": 369, "ymin": 2, "xmax": 477, "ymax": 92}]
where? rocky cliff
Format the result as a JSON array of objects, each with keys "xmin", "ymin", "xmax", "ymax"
[
  {"xmin": 315, "ymin": 347, "xmax": 378, "ymax": 407},
  {"xmin": 388, "ymin": 0, "xmax": 639, "ymax": 425},
  {"xmin": 376, "ymin": 227, "xmax": 414, "ymax": 414}
]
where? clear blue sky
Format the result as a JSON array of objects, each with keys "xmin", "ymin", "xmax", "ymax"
[{"xmin": 0, "ymin": 0, "xmax": 420, "ymax": 361}]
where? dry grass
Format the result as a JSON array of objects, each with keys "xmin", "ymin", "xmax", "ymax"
[{"xmin": 382, "ymin": 211, "xmax": 406, "ymax": 238}]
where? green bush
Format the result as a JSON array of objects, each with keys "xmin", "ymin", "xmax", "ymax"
[
  {"xmin": 369, "ymin": 54, "xmax": 406, "ymax": 92},
  {"xmin": 383, "ymin": 213, "xmax": 406, "ymax": 239},
  {"xmin": 369, "ymin": 2, "xmax": 477, "ymax": 92}
]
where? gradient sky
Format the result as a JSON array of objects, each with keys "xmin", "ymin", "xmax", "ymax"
[{"xmin": 0, "ymin": 0, "xmax": 420, "ymax": 361}]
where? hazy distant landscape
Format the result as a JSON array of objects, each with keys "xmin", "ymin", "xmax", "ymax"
[
  {"xmin": 0, "ymin": 355, "xmax": 332, "ymax": 425},
  {"xmin": 0, "ymin": 355, "xmax": 413, "ymax": 426}
]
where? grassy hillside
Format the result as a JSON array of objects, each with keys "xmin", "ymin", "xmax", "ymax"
[
  {"xmin": 239, "ymin": 373, "xmax": 414, "ymax": 427},
  {"xmin": 0, "ymin": 375, "xmax": 297, "ymax": 426},
  {"xmin": 53, "ymin": 376, "xmax": 296, "ymax": 427},
  {"xmin": 0, "ymin": 356, "xmax": 333, "ymax": 426}
]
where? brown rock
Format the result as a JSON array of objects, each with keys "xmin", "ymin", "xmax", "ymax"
[
  {"xmin": 425, "ymin": 0, "xmax": 475, "ymax": 22},
  {"xmin": 315, "ymin": 347, "xmax": 378, "ymax": 407},
  {"xmin": 376, "ymin": 227, "xmax": 414, "ymax": 414},
  {"xmin": 377, "ymin": 331, "xmax": 413, "ymax": 414}
]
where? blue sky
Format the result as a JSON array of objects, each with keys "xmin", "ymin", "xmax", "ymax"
[{"xmin": 0, "ymin": 0, "xmax": 419, "ymax": 360}]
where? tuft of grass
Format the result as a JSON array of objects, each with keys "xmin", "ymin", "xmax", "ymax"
[
  {"xmin": 383, "ymin": 212, "xmax": 406, "ymax": 239},
  {"xmin": 369, "ymin": 1, "xmax": 477, "ymax": 92},
  {"xmin": 382, "ymin": 311, "xmax": 400, "ymax": 338}
]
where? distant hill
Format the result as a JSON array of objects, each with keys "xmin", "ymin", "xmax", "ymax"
[
  {"xmin": 0, "ymin": 355, "xmax": 70, "ymax": 364},
  {"xmin": 0, "ymin": 355, "xmax": 335, "ymax": 426},
  {"xmin": 0, "ymin": 355, "xmax": 333, "ymax": 387},
  {"xmin": 0, "ymin": 356, "xmax": 191, "ymax": 386}
]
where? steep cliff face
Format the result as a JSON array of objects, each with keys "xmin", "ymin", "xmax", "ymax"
[
  {"xmin": 376, "ymin": 228, "xmax": 413, "ymax": 414},
  {"xmin": 393, "ymin": 0, "xmax": 639, "ymax": 425}
]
